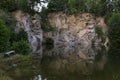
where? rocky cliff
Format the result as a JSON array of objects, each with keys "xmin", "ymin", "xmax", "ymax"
[
  {"xmin": 42, "ymin": 12, "xmax": 108, "ymax": 61},
  {"xmin": 47, "ymin": 12, "xmax": 108, "ymax": 48},
  {"xmin": 12, "ymin": 11, "xmax": 108, "ymax": 54},
  {"xmin": 13, "ymin": 10, "xmax": 43, "ymax": 54}
]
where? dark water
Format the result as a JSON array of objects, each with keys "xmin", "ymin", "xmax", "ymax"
[{"xmin": 0, "ymin": 46, "xmax": 120, "ymax": 80}]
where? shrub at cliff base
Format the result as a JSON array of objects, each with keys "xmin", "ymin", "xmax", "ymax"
[
  {"xmin": 108, "ymin": 13, "xmax": 120, "ymax": 47},
  {"xmin": 0, "ymin": 19, "xmax": 10, "ymax": 53},
  {"xmin": 10, "ymin": 28, "xmax": 28, "ymax": 44},
  {"xmin": 12, "ymin": 40, "xmax": 31, "ymax": 55},
  {"xmin": 45, "ymin": 37, "xmax": 54, "ymax": 49},
  {"xmin": 108, "ymin": 13, "xmax": 120, "ymax": 62}
]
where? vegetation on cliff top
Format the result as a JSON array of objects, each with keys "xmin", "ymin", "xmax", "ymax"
[
  {"xmin": 0, "ymin": 19, "xmax": 10, "ymax": 52},
  {"xmin": 47, "ymin": 0, "xmax": 120, "ymax": 16},
  {"xmin": 0, "ymin": 0, "xmax": 120, "ymax": 54},
  {"xmin": 0, "ymin": 0, "xmax": 48, "ymax": 13}
]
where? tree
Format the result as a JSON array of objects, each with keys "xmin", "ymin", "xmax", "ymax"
[
  {"xmin": 0, "ymin": 19, "xmax": 10, "ymax": 52},
  {"xmin": 12, "ymin": 40, "xmax": 30, "ymax": 55},
  {"xmin": 47, "ymin": 0, "xmax": 108, "ymax": 15},
  {"xmin": 108, "ymin": 13, "xmax": 120, "ymax": 47},
  {"xmin": 0, "ymin": 0, "xmax": 49, "ymax": 12},
  {"xmin": 107, "ymin": 13, "xmax": 120, "ymax": 62},
  {"xmin": 0, "ymin": 0, "xmax": 16, "ymax": 11},
  {"xmin": 47, "ymin": 0, "xmax": 67, "ymax": 12}
]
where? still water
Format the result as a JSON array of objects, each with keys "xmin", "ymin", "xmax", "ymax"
[{"xmin": 0, "ymin": 46, "xmax": 120, "ymax": 80}]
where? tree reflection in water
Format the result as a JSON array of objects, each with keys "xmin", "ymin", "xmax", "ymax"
[
  {"xmin": 33, "ymin": 75, "xmax": 47, "ymax": 80},
  {"xmin": 1, "ymin": 45, "xmax": 120, "ymax": 80}
]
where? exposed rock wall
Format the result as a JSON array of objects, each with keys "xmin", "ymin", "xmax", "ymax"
[
  {"xmin": 48, "ymin": 12, "xmax": 108, "ymax": 48},
  {"xmin": 12, "ymin": 11, "xmax": 108, "ymax": 55},
  {"xmin": 13, "ymin": 10, "xmax": 43, "ymax": 54}
]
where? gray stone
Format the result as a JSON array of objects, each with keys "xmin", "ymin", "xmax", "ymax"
[{"xmin": 4, "ymin": 50, "xmax": 15, "ymax": 57}]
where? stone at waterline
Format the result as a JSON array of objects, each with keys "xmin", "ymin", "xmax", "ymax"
[{"xmin": 4, "ymin": 50, "xmax": 15, "ymax": 57}]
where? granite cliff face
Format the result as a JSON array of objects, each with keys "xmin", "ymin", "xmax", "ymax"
[
  {"xmin": 13, "ymin": 10, "xmax": 43, "ymax": 54},
  {"xmin": 12, "ymin": 11, "xmax": 108, "ymax": 56},
  {"xmin": 47, "ymin": 12, "xmax": 108, "ymax": 48}
]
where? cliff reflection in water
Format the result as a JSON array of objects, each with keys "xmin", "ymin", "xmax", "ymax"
[
  {"xmin": 0, "ymin": 45, "xmax": 108, "ymax": 80},
  {"xmin": 41, "ymin": 45, "xmax": 107, "ymax": 76}
]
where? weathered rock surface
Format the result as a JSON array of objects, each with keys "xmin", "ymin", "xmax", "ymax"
[
  {"xmin": 13, "ymin": 10, "xmax": 43, "ymax": 54},
  {"xmin": 12, "ymin": 11, "xmax": 108, "ymax": 57},
  {"xmin": 48, "ymin": 12, "xmax": 108, "ymax": 48}
]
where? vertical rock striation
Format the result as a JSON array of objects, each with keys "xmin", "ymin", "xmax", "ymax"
[
  {"xmin": 44, "ymin": 12, "xmax": 109, "ymax": 59},
  {"xmin": 13, "ymin": 10, "xmax": 43, "ymax": 54},
  {"xmin": 47, "ymin": 12, "xmax": 108, "ymax": 48}
]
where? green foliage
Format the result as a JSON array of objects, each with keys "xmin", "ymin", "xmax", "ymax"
[
  {"xmin": 18, "ymin": 29, "xmax": 28, "ymax": 41},
  {"xmin": 104, "ymin": 13, "xmax": 113, "ymax": 24},
  {"xmin": 47, "ymin": 0, "xmax": 82, "ymax": 14},
  {"xmin": 107, "ymin": 13, "xmax": 120, "ymax": 62},
  {"xmin": 40, "ymin": 7, "xmax": 57, "ymax": 32},
  {"xmin": 12, "ymin": 40, "xmax": 30, "ymax": 55},
  {"xmin": 95, "ymin": 25, "xmax": 104, "ymax": 38},
  {"xmin": 45, "ymin": 37, "xmax": 54, "ymax": 49},
  {"xmin": 42, "ymin": 24, "xmax": 56, "ymax": 32},
  {"xmin": 106, "ymin": 0, "xmax": 120, "ymax": 13},
  {"xmin": 40, "ymin": 7, "xmax": 48, "ymax": 21},
  {"xmin": 66, "ymin": 0, "xmax": 79, "ymax": 14},
  {"xmin": 17, "ymin": 55, "xmax": 32, "ymax": 61},
  {"xmin": 45, "ymin": 37, "xmax": 54, "ymax": 45},
  {"xmin": 0, "ymin": 0, "xmax": 16, "ymax": 11},
  {"xmin": 0, "ymin": 10, "xmax": 16, "ymax": 31},
  {"xmin": 10, "ymin": 28, "xmax": 28, "ymax": 44},
  {"xmin": 47, "ymin": 0, "xmax": 120, "ymax": 16},
  {"xmin": 108, "ymin": 13, "xmax": 120, "ymax": 47},
  {"xmin": 0, "ymin": 11, "xmax": 30, "ymax": 54},
  {"xmin": 47, "ymin": 0, "xmax": 67, "ymax": 12},
  {"xmin": 0, "ymin": 19, "xmax": 10, "ymax": 53},
  {"xmin": 0, "ymin": 0, "xmax": 49, "ymax": 13}
]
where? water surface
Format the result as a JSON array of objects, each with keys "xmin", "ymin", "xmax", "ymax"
[{"xmin": 0, "ymin": 46, "xmax": 120, "ymax": 80}]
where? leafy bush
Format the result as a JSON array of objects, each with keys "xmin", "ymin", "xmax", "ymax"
[
  {"xmin": 10, "ymin": 28, "xmax": 28, "ymax": 44},
  {"xmin": 47, "ymin": 0, "xmax": 82, "ymax": 14},
  {"xmin": 95, "ymin": 25, "xmax": 104, "ymax": 38},
  {"xmin": 47, "ymin": 0, "xmax": 108, "ymax": 16},
  {"xmin": 0, "ymin": 0, "xmax": 17, "ymax": 12},
  {"xmin": 108, "ymin": 13, "xmax": 120, "ymax": 47},
  {"xmin": 47, "ymin": 0, "xmax": 67, "ymax": 12},
  {"xmin": 0, "ymin": 19, "xmax": 10, "ymax": 52},
  {"xmin": 0, "ymin": 0, "xmax": 48, "ymax": 13},
  {"xmin": 45, "ymin": 37, "xmax": 54, "ymax": 49},
  {"xmin": 41, "ymin": 24, "xmax": 56, "ymax": 32},
  {"xmin": 107, "ymin": 13, "xmax": 120, "ymax": 64},
  {"xmin": 47, "ymin": 0, "xmax": 120, "ymax": 16},
  {"xmin": 45, "ymin": 37, "xmax": 54, "ymax": 45},
  {"xmin": 104, "ymin": 13, "xmax": 113, "ymax": 25},
  {"xmin": 0, "ymin": 10, "xmax": 16, "ymax": 31},
  {"xmin": 12, "ymin": 41, "xmax": 30, "ymax": 55}
]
